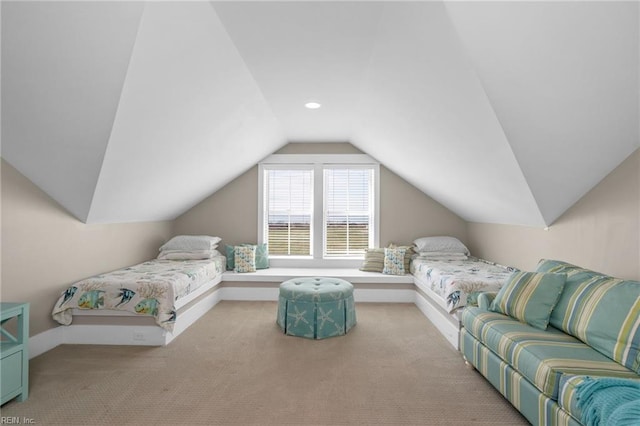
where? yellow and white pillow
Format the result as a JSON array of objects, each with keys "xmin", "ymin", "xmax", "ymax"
[
  {"xmin": 383, "ymin": 247, "xmax": 406, "ymax": 275},
  {"xmin": 234, "ymin": 245, "xmax": 256, "ymax": 273}
]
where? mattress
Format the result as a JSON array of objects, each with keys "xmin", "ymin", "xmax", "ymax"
[
  {"xmin": 52, "ymin": 256, "xmax": 226, "ymax": 331},
  {"xmin": 410, "ymin": 256, "xmax": 516, "ymax": 313}
]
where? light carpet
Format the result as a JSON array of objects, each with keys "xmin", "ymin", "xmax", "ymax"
[{"xmin": 2, "ymin": 301, "xmax": 527, "ymax": 425}]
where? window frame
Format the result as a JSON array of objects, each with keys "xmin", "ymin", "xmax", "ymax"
[{"xmin": 258, "ymin": 154, "xmax": 380, "ymax": 268}]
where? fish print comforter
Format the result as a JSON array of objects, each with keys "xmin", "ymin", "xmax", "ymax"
[
  {"xmin": 410, "ymin": 256, "xmax": 516, "ymax": 313},
  {"xmin": 52, "ymin": 256, "xmax": 225, "ymax": 331}
]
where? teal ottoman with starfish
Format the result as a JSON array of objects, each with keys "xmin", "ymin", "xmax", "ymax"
[{"xmin": 277, "ymin": 277, "xmax": 356, "ymax": 339}]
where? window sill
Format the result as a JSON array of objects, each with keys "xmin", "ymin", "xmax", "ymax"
[
  {"xmin": 267, "ymin": 258, "xmax": 364, "ymax": 269},
  {"xmin": 222, "ymin": 268, "xmax": 414, "ymax": 284}
]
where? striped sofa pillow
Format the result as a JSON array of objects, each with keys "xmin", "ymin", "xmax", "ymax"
[
  {"xmin": 536, "ymin": 259, "xmax": 640, "ymax": 374},
  {"xmin": 490, "ymin": 270, "xmax": 567, "ymax": 330}
]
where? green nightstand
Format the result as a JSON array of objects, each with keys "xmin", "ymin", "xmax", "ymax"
[{"xmin": 1, "ymin": 302, "xmax": 29, "ymax": 405}]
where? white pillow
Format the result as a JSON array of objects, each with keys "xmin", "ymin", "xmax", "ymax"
[
  {"xmin": 157, "ymin": 249, "xmax": 220, "ymax": 260},
  {"xmin": 159, "ymin": 235, "xmax": 221, "ymax": 252},
  {"xmin": 416, "ymin": 252, "xmax": 468, "ymax": 261},
  {"xmin": 413, "ymin": 236, "xmax": 470, "ymax": 255}
]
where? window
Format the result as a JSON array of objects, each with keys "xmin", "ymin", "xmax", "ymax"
[
  {"xmin": 259, "ymin": 154, "xmax": 379, "ymax": 267},
  {"xmin": 324, "ymin": 167, "xmax": 374, "ymax": 257},
  {"xmin": 264, "ymin": 168, "xmax": 313, "ymax": 256}
]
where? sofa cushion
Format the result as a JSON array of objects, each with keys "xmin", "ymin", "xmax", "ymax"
[
  {"xmin": 461, "ymin": 329, "xmax": 577, "ymax": 426},
  {"xmin": 489, "ymin": 271, "xmax": 566, "ymax": 330},
  {"xmin": 558, "ymin": 375, "xmax": 586, "ymax": 424},
  {"xmin": 536, "ymin": 259, "xmax": 640, "ymax": 374},
  {"xmin": 462, "ymin": 307, "xmax": 639, "ymax": 399}
]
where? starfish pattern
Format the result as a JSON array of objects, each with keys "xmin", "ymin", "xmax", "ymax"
[
  {"xmin": 330, "ymin": 291, "xmax": 345, "ymax": 300},
  {"xmin": 332, "ymin": 321, "xmax": 344, "ymax": 335},
  {"xmin": 287, "ymin": 306, "xmax": 309, "ymax": 328},
  {"xmin": 317, "ymin": 307, "xmax": 335, "ymax": 330},
  {"xmin": 291, "ymin": 290, "xmax": 307, "ymax": 301}
]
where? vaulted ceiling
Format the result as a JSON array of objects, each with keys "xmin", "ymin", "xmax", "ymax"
[{"xmin": 2, "ymin": 1, "xmax": 638, "ymax": 227}]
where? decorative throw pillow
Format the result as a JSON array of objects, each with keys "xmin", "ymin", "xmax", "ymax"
[
  {"xmin": 234, "ymin": 245, "xmax": 256, "ymax": 273},
  {"xmin": 383, "ymin": 247, "xmax": 406, "ymax": 275},
  {"xmin": 226, "ymin": 244, "xmax": 269, "ymax": 270},
  {"xmin": 225, "ymin": 245, "xmax": 235, "ymax": 270},
  {"xmin": 360, "ymin": 248, "xmax": 385, "ymax": 272},
  {"xmin": 490, "ymin": 271, "xmax": 567, "ymax": 330},
  {"xmin": 252, "ymin": 244, "xmax": 269, "ymax": 270},
  {"xmin": 388, "ymin": 244, "xmax": 415, "ymax": 272}
]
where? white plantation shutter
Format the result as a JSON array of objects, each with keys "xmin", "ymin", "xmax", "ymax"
[
  {"xmin": 264, "ymin": 168, "xmax": 313, "ymax": 256},
  {"xmin": 259, "ymin": 155, "xmax": 378, "ymax": 265},
  {"xmin": 324, "ymin": 167, "xmax": 374, "ymax": 257}
]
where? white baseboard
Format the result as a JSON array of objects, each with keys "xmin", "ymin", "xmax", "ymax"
[
  {"xmin": 29, "ymin": 326, "xmax": 63, "ymax": 359},
  {"xmin": 218, "ymin": 287, "xmax": 414, "ymax": 304},
  {"xmin": 165, "ymin": 288, "xmax": 224, "ymax": 344},
  {"xmin": 220, "ymin": 287, "xmax": 279, "ymax": 301},
  {"xmin": 414, "ymin": 292, "xmax": 460, "ymax": 350},
  {"xmin": 354, "ymin": 288, "xmax": 414, "ymax": 303},
  {"xmin": 63, "ymin": 324, "xmax": 167, "ymax": 346}
]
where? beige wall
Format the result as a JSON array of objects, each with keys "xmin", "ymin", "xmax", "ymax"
[
  {"xmin": 1, "ymin": 160, "xmax": 173, "ymax": 335},
  {"xmin": 467, "ymin": 148, "xmax": 640, "ymax": 280},
  {"xmin": 174, "ymin": 143, "xmax": 468, "ymax": 248}
]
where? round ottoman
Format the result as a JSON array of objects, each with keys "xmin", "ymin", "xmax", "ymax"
[{"xmin": 276, "ymin": 277, "xmax": 356, "ymax": 339}]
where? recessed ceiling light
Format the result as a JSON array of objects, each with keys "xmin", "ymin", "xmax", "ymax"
[{"xmin": 304, "ymin": 101, "xmax": 321, "ymax": 109}]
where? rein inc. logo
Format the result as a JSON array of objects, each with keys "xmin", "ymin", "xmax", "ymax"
[{"xmin": 0, "ymin": 418, "xmax": 35, "ymax": 424}]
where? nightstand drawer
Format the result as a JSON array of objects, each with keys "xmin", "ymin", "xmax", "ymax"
[
  {"xmin": 1, "ymin": 350, "xmax": 23, "ymax": 399},
  {"xmin": 1, "ymin": 302, "xmax": 29, "ymax": 404}
]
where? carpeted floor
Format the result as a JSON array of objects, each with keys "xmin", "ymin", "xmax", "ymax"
[{"xmin": 2, "ymin": 302, "xmax": 527, "ymax": 425}]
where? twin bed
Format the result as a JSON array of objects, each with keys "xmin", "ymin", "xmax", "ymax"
[
  {"xmin": 410, "ymin": 255, "xmax": 515, "ymax": 348},
  {"xmin": 52, "ymin": 256, "xmax": 226, "ymax": 332},
  {"xmin": 411, "ymin": 255, "xmax": 515, "ymax": 313},
  {"xmin": 405, "ymin": 236, "xmax": 516, "ymax": 348},
  {"xmin": 52, "ymin": 235, "xmax": 227, "ymax": 345}
]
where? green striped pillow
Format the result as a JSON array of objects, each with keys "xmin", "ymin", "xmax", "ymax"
[
  {"xmin": 360, "ymin": 248, "xmax": 385, "ymax": 272},
  {"xmin": 490, "ymin": 271, "xmax": 567, "ymax": 330}
]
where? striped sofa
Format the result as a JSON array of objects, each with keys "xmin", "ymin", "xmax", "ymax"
[{"xmin": 461, "ymin": 259, "xmax": 640, "ymax": 425}]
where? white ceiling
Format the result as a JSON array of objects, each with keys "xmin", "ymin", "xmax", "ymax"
[{"xmin": 2, "ymin": 1, "xmax": 638, "ymax": 227}]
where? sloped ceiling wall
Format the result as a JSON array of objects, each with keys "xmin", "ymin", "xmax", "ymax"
[
  {"xmin": 2, "ymin": 1, "xmax": 638, "ymax": 227},
  {"xmin": 445, "ymin": 1, "xmax": 640, "ymax": 225},
  {"xmin": 2, "ymin": 1, "xmax": 285, "ymax": 223},
  {"xmin": 88, "ymin": 2, "xmax": 283, "ymax": 223},
  {"xmin": 2, "ymin": 2, "xmax": 145, "ymax": 221},
  {"xmin": 351, "ymin": 1, "xmax": 544, "ymax": 226}
]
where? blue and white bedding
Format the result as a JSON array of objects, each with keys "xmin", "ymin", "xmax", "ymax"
[
  {"xmin": 52, "ymin": 256, "xmax": 226, "ymax": 331},
  {"xmin": 411, "ymin": 256, "xmax": 516, "ymax": 313}
]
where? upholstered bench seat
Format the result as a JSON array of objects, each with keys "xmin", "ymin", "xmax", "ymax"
[{"xmin": 277, "ymin": 277, "xmax": 356, "ymax": 339}]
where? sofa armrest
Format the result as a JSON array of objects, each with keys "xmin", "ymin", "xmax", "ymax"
[{"xmin": 477, "ymin": 292, "xmax": 498, "ymax": 310}]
